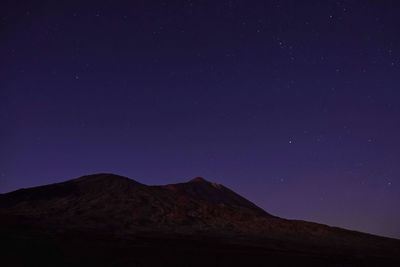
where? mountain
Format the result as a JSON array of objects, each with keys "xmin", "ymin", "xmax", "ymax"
[{"xmin": 1, "ymin": 173, "xmax": 399, "ymax": 267}]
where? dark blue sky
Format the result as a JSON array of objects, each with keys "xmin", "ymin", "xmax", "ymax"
[{"xmin": 1, "ymin": 1, "xmax": 400, "ymax": 238}]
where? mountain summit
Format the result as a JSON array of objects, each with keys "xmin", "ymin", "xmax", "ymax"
[
  {"xmin": 188, "ymin": 176, "xmax": 209, "ymax": 183},
  {"xmin": 1, "ymin": 173, "xmax": 399, "ymax": 267},
  {"xmin": 0, "ymin": 173, "xmax": 272, "ymax": 234}
]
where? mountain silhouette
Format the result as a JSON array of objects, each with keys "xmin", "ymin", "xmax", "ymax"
[{"xmin": 1, "ymin": 173, "xmax": 399, "ymax": 267}]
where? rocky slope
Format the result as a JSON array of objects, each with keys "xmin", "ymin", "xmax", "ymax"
[{"xmin": 1, "ymin": 173, "xmax": 399, "ymax": 267}]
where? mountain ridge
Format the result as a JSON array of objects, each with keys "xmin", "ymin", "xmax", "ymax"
[{"xmin": 1, "ymin": 173, "xmax": 399, "ymax": 267}]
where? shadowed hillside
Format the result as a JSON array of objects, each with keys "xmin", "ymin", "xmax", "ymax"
[{"xmin": 1, "ymin": 173, "xmax": 399, "ymax": 267}]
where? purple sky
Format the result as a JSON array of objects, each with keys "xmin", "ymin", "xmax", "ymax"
[{"xmin": 1, "ymin": 1, "xmax": 400, "ymax": 238}]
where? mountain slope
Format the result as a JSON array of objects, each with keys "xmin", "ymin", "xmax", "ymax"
[
  {"xmin": 1, "ymin": 173, "xmax": 399, "ymax": 267},
  {"xmin": 0, "ymin": 174, "xmax": 274, "ymax": 233}
]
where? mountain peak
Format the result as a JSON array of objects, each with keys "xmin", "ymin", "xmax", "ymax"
[
  {"xmin": 75, "ymin": 173, "xmax": 129, "ymax": 181},
  {"xmin": 1, "ymin": 173, "xmax": 400, "ymax": 267},
  {"xmin": 74, "ymin": 173, "xmax": 142, "ymax": 185},
  {"xmin": 189, "ymin": 177, "xmax": 209, "ymax": 183},
  {"xmin": 0, "ymin": 173, "xmax": 273, "ymax": 232}
]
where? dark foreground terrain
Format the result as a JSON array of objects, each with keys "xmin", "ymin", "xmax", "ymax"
[{"xmin": 1, "ymin": 173, "xmax": 399, "ymax": 267}]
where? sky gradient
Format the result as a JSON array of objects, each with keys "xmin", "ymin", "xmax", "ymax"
[{"xmin": 1, "ymin": 1, "xmax": 400, "ymax": 238}]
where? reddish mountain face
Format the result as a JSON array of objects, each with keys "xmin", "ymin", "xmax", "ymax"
[
  {"xmin": 1, "ymin": 173, "xmax": 399, "ymax": 267},
  {"xmin": 0, "ymin": 174, "xmax": 273, "ymax": 235}
]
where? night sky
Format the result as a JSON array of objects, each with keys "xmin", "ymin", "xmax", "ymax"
[{"xmin": 1, "ymin": 1, "xmax": 400, "ymax": 238}]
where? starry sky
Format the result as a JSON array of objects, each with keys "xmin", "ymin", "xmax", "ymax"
[{"xmin": 1, "ymin": 1, "xmax": 400, "ymax": 238}]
